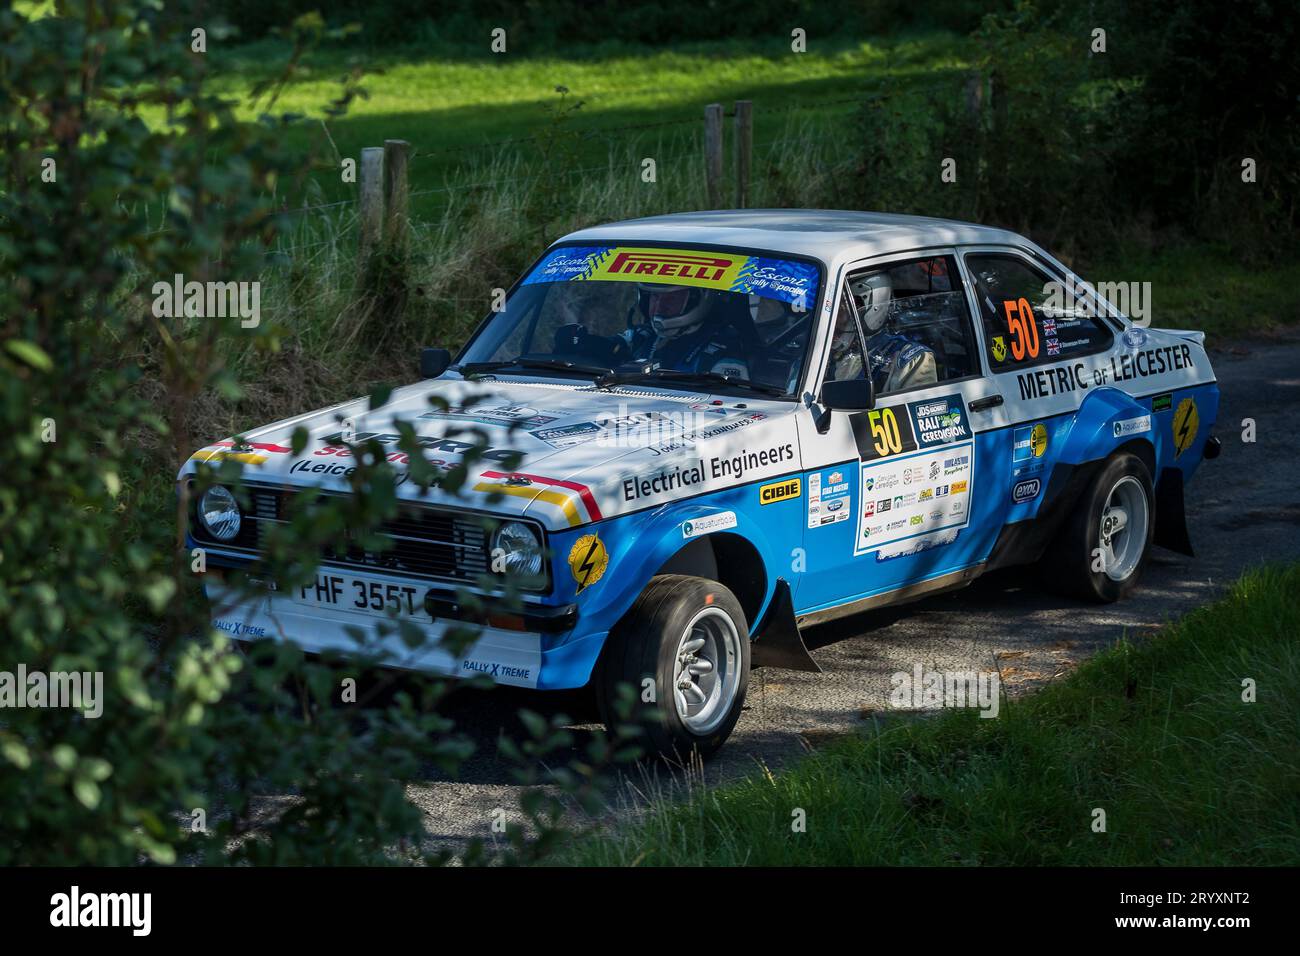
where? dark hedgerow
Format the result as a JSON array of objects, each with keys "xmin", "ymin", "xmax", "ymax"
[{"xmin": 0, "ymin": 2, "xmax": 630, "ymax": 867}]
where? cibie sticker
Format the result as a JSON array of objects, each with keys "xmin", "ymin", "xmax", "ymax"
[
  {"xmin": 1113, "ymin": 414, "xmax": 1152, "ymax": 438},
  {"xmin": 759, "ymin": 478, "xmax": 801, "ymax": 505},
  {"xmin": 1172, "ymin": 396, "xmax": 1199, "ymax": 458},
  {"xmin": 567, "ymin": 534, "xmax": 609, "ymax": 593},
  {"xmin": 683, "ymin": 512, "xmax": 738, "ymax": 539}
]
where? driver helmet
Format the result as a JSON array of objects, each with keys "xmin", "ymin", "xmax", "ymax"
[
  {"xmin": 638, "ymin": 283, "xmax": 713, "ymax": 339},
  {"xmin": 849, "ymin": 272, "xmax": 893, "ymax": 333}
]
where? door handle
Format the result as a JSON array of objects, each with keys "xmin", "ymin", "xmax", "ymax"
[{"xmin": 969, "ymin": 394, "xmax": 1004, "ymax": 412}]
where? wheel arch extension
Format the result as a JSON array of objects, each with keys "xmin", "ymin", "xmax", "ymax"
[{"xmin": 655, "ymin": 531, "xmax": 768, "ymax": 632}]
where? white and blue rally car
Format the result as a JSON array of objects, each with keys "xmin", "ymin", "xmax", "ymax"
[{"xmin": 183, "ymin": 210, "xmax": 1221, "ymax": 758}]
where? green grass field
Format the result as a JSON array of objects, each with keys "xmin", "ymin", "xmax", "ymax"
[
  {"xmin": 189, "ymin": 31, "xmax": 1300, "ymax": 346},
  {"xmin": 206, "ymin": 31, "xmax": 974, "ymax": 212},
  {"xmin": 558, "ymin": 564, "xmax": 1300, "ymax": 866}
]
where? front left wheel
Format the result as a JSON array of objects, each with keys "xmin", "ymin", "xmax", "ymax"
[{"xmin": 594, "ymin": 574, "xmax": 750, "ymax": 761}]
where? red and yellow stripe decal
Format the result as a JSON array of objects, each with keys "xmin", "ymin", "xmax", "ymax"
[
  {"xmin": 473, "ymin": 470, "xmax": 604, "ymax": 527},
  {"xmin": 191, "ymin": 440, "xmax": 292, "ymax": 467}
]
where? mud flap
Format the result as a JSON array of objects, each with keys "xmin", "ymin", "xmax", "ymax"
[
  {"xmin": 750, "ymin": 579, "xmax": 821, "ymax": 672},
  {"xmin": 1154, "ymin": 468, "xmax": 1195, "ymax": 557}
]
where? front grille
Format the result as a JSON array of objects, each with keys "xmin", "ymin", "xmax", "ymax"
[{"xmin": 191, "ymin": 484, "xmax": 522, "ymax": 587}]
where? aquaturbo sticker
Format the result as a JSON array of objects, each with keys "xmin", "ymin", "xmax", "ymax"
[
  {"xmin": 1113, "ymin": 414, "xmax": 1152, "ymax": 437},
  {"xmin": 682, "ymin": 512, "xmax": 738, "ymax": 539}
]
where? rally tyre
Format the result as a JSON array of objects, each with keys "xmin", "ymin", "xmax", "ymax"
[
  {"xmin": 1048, "ymin": 451, "xmax": 1155, "ymax": 603},
  {"xmin": 595, "ymin": 574, "xmax": 750, "ymax": 762}
]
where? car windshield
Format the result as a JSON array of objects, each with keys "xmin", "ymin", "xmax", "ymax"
[{"xmin": 456, "ymin": 245, "xmax": 822, "ymax": 396}]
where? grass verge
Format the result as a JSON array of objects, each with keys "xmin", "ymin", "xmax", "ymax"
[{"xmin": 558, "ymin": 563, "xmax": 1300, "ymax": 865}]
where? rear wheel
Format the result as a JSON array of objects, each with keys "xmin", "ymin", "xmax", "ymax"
[
  {"xmin": 1045, "ymin": 452, "xmax": 1154, "ymax": 602},
  {"xmin": 594, "ymin": 574, "xmax": 749, "ymax": 761}
]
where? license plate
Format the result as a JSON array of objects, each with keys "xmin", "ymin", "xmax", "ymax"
[{"xmin": 296, "ymin": 573, "xmax": 424, "ymax": 619}]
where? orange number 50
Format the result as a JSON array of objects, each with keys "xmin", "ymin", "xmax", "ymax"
[{"xmin": 1002, "ymin": 297, "xmax": 1040, "ymax": 361}]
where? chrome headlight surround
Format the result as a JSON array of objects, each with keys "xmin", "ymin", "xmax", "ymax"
[
  {"xmin": 490, "ymin": 520, "xmax": 544, "ymax": 580},
  {"xmin": 198, "ymin": 484, "xmax": 242, "ymax": 541}
]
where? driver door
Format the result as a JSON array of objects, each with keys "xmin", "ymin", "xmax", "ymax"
[{"xmin": 791, "ymin": 250, "xmax": 1009, "ymax": 616}]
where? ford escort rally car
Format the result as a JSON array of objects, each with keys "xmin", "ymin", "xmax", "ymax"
[{"xmin": 182, "ymin": 210, "xmax": 1221, "ymax": 758}]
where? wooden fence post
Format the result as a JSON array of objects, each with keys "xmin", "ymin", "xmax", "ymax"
[
  {"xmin": 704, "ymin": 103, "xmax": 723, "ymax": 209},
  {"xmin": 358, "ymin": 147, "xmax": 384, "ymax": 262},
  {"xmin": 964, "ymin": 71, "xmax": 985, "ymax": 128},
  {"xmin": 382, "ymin": 139, "xmax": 411, "ymax": 253},
  {"xmin": 734, "ymin": 100, "xmax": 752, "ymax": 209}
]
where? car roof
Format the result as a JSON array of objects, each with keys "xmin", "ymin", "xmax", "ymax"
[{"xmin": 556, "ymin": 209, "xmax": 1030, "ymax": 264}]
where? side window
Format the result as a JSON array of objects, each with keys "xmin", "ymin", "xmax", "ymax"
[
  {"xmin": 964, "ymin": 253, "xmax": 1114, "ymax": 372},
  {"xmin": 844, "ymin": 254, "xmax": 979, "ymax": 397}
]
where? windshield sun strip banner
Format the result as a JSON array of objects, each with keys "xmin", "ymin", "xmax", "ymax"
[{"xmin": 521, "ymin": 245, "xmax": 820, "ymax": 310}]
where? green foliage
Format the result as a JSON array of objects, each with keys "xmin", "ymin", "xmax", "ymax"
[
  {"xmin": 206, "ymin": 0, "xmax": 1002, "ymax": 50},
  {"xmin": 849, "ymin": 0, "xmax": 1298, "ymax": 256},
  {"xmin": 1102, "ymin": 0, "xmax": 1300, "ymax": 252},
  {"xmin": 0, "ymin": 1, "xmax": 633, "ymax": 866},
  {"xmin": 558, "ymin": 563, "xmax": 1300, "ymax": 866}
]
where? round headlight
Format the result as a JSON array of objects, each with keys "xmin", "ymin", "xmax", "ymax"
[
  {"xmin": 199, "ymin": 485, "xmax": 242, "ymax": 541},
  {"xmin": 491, "ymin": 521, "xmax": 543, "ymax": 578}
]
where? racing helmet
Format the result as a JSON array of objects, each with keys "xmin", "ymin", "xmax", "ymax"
[
  {"xmin": 849, "ymin": 272, "xmax": 893, "ymax": 333},
  {"xmin": 638, "ymin": 283, "xmax": 713, "ymax": 339}
]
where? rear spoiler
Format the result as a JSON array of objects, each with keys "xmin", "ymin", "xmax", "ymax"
[{"xmin": 1154, "ymin": 328, "xmax": 1206, "ymax": 346}]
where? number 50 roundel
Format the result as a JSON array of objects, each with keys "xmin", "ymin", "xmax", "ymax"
[{"xmin": 851, "ymin": 405, "xmax": 918, "ymax": 462}]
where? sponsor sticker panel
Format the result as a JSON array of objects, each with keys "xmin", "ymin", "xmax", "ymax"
[
  {"xmin": 855, "ymin": 442, "xmax": 973, "ymax": 556},
  {"xmin": 807, "ymin": 468, "xmax": 851, "ymax": 528}
]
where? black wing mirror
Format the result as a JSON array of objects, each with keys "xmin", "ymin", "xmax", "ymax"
[
  {"xmin": 420, "ymin": 347, "xmax": 451, "ymax": 378},
  {"xmin": 821, "ymin": 376, "xmax": 875, "ymax": 412}
]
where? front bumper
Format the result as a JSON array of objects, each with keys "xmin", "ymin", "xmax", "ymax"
[{"xmin": 204, "ymin": 569, "xmax": 593, "ymax": 690}]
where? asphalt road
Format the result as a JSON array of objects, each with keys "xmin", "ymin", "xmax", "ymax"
[{"xmin": 408, "ymin": 332, "xmax": 1300, "ymax": 856}]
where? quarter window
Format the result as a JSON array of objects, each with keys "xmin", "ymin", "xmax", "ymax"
[{"xmin": 964, "ymin": 253, "xmax": 1114, "ymax": 372}]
